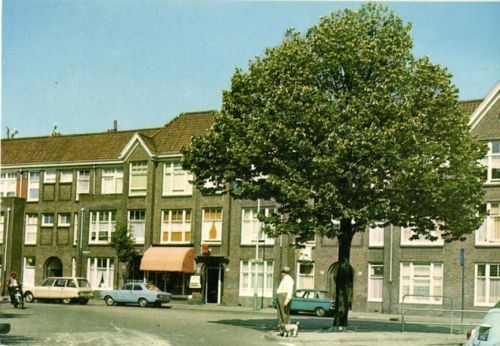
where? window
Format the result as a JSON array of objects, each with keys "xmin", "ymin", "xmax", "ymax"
[
  {"xmin": 400, "ymin": 227, "xmax": 443, "ymax": 246},
  {"xmin": 475, "ymin": 263, "xmax": 500, "ymax": 306},
  {"xmin": 400, "ymin": 262, "xmax": 443, "ymax": 304},
  {"xmin": 202, "ymin": 208, "xmax": 223, "ymax": 243},
  {"xmin": 368, "ymin": 263, "xmax": 384, "ymax": 302},
  {"xmin": 60, "ymin": 170, "xmax": 73, "ymax": 183},
  {"xmin": 89, "ymin": 211, "xmax": 116, "ymax": 244},
  {"xmin": 77, "ymin": 170, "xmax": 90, "ymax": 199},
  {"xmin": 161, "ymin": 210, "xmax": 191, "ymax": 243},
  {"xmin": 0, "ymin": 172, "xmax": 17, "ymax": 197},
  {"xmin": 483, "ymin": 141, "xmax": 500, "ymax": 182},
  {"xmin": 0, "ymin": 212, "xmax": 4, "ymax": 244},
  {"xmin": 25, "ymin": 214, "xmax": 38, "ymax": 244},
  {"xmin": 239, "ymin": 260, "xmax": 274, "ymax": 297},
  {"xmin": 241, "ymin": 208, "xmax": 275, "ymax": 245},
  {"xmin": 129, "ymin": 162, "xmax": 147, "ymax": 196},
  {"xmin": 41, "ymin": 213, "xmax": 54, "ymax": 227},
  {"xmin": 58, "ymin": 213, "xmax": 71, "ymax": 227},
  {"xmin": 163, "ymin": 161, "xmax": 193, "ymax": 196},
  {"xmin": 369, "ymin": 225, "xmax": 384, "ymax": 247},
  {"xmin": 27, "ymin": 172, "xmax": 40, "ymax": 201},
  {"xmin": 297, "ymin": 262, "xmax": 314, "ymax": 289},
  {"xmin": 476, "ymin": 203, "xmax": 500, "ymax": 245},
  {"xmin": 44, "ymin": 170, "xmax": 56, "ymax": 183},
  {"xmin": 128, "ymin": 210, "xmax": 145, "ymax": 243},
  {"xmin": 73, "ymin": 212, "xmax": 78, "ymax": 246},
  {"xmin": 101, "ymin": 168, "xmax": 123, "ymax": 194},
  {"xmin": 87, "ymin": 258, "xmax": 114, "ymax": 289}
]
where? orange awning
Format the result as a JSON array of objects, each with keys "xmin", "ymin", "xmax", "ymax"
[{"xmin": 140, "ymin": 247, "xmax": 195, "ymax": 273}]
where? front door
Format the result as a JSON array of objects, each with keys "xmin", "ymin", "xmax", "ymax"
[{"xmin": 206, "ymin": 265, "xmax": 223, "ymax": 304}]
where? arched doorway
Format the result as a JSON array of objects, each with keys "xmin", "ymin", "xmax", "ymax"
[
  {"xmin": 44, "ymin": 257, "xmax": 63, "ymax": 278},
  {"xmin": 327, "ymin": 262, "xmax": 338, "ymax": 300}
]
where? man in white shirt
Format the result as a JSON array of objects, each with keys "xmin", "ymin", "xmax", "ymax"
[{"xmin": 276, "ymin": 266, "xmax": 294, "ymax": 327}]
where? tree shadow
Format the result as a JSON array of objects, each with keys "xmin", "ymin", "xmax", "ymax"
[
  {"xmin": 0, "ymin": 335, "xmax": 39, "ymax": 345},
  {"xmin": 209, "ymin": 316, "xmax": 453, "ymax": 334}
]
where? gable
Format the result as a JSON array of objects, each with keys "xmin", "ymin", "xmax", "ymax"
[{"xmin": 470, "ymin": 85, "xmax": 500, "ymax": 140}]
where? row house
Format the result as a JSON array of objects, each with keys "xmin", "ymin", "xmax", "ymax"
[{"xmin": 1, "ymin": 84, "xmax": 499, "ymax": 313}]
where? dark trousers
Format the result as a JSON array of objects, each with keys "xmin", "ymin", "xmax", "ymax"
[{"xmin": 276, "ymin": 293, "xmax": 290, "ymax": 326}]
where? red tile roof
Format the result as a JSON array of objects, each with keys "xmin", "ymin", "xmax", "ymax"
[{"xmin": 1, "ymin": 111, "xmax": 216, "ymax": 166}]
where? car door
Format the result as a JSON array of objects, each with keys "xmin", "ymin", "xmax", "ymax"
[
  {"xmin": 36, "ymin": 278, "xmax": 55, "ymax": 298},
  {"xmin": 116, "ymin": 283, "xmax": 133, "ymax": 303},
  {"xmin": 50, "ymin": 279, "xmax": 67, "ymax": 299},
  {"xmin": 290, "ymin": 290, "xmax": 309, "ymax": 312},
  {"xmin": 132, "ymin": 284, "xmax": 146, "ymax": 302}
]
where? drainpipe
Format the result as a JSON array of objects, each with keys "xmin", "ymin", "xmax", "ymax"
[
  {"xmin": 389, "ymin": 224, "xmax": 394, "ymax": 312},
  {"xmin": 2, "ymin": 208, "xmax": 10, "ymax": 296},
  {"xmin": 79, "ymin": 208, "xmax": 85, "ymax": 276}
]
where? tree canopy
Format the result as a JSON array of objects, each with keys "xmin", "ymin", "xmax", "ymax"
[{"xmin": 183, "ymin": 4, "xmax": 486, "ymax": 244}]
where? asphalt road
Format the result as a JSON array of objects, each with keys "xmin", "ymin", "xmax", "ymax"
[
  {"xmin": 1, "ymin": 300, "xmax": 289, "ymax": 346},
  {"xmin": 0, "ymin": 300, "xmax": 468, "ymax": 345}
]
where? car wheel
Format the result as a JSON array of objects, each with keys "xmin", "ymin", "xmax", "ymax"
[
  {"xmin": 104, "ymin": 296, "xmax": 115, "ymax": 306},
  {"xmin": 315, "ymin": 307, "xmax": 326, "ymax": 317},
  {"xmin": 62, "ymin": 298, "xmax": 72, "ymax": 304},
  {"xmin": 138, "ymin": 298, "xmax": 148, "ymax": 307},
  {"xmin": 24, "ymin": 292, "xmax": 34, "ymax": 303},
  {"xmin": 79, "ymin": 298, "xmax": 89, "ymax": 305}
]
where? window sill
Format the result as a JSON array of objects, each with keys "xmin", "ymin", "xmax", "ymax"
[
  {"xmin": 399, "ymin": 300, "xmax": 443, "ymax": 305},
  {"xmin": 475, "ymin": 242, "xmax": 500, "ymax": 247},
  {"xmin": 240, "ymin": 243, "xmax": 275, "ymax": 247},
  {"xmin": 162, "ymin": 193, "xmax": 193, "ymax": 198},
  {"xmin": 367, "ymin": 298, "xmax": 383, "ymax": 303},
  {"xmin": 400, "ymin": 244, "xmax": 444, "ymax": 247},
  {"xmin": 473, "ymin": 302, "xmax": 496, "ymax": 307}
]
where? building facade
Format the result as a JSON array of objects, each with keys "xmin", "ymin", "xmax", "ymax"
[{"xmin": 1, "ymin": 84, "xmax": 499, "ymax": 313}]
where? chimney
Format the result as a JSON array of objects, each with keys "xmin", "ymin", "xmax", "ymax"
[{"xmin": 108, "ymin": 120, "xmax": 118, "ymax": 132}]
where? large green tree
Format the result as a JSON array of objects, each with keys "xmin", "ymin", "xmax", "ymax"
[
  {"xmin": 182, "ymin": 4, "xmax": 486, "ymax": 326},
  {"xmin": 111, "ymin": 223, "xmax": 136, "ymax": 287}
]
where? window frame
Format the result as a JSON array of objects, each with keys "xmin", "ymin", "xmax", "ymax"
[
  {"xmin": 474, "ymin": 263, "xmax": 500, "ymax": 307},
  {"xmin": 43, "ymin": 170, "xmax": 56, "ymax": 184},
  {"xmin": 58, "ymin": 213, "xmax": 71, "ymax": 227},
  {"xmin": 0, "ymin": 172, "xmax": 17, "ymax": 197},
  {"xmin": 59, "ymin": 170, "xmax": 73, "ymax": 183},
  {"xmin": 476, "ymin": 202, "xmax": 500, "ymax": 246},
  {"xmin": 89, "ymin": 210, "xmax": 116, "ymax": 244},
  {"xmin": 162, "ymin": 160, "xmax": 193, "ymax": 196},
  {"xmin": 240, "ymin": 207, "xmax": 275, "ymax": 245},
  {"xmin": 41, "ymin": 213, "xmax": 55, "ymax": 227},
  {"xmin": 400, "ymin": 227, "xmax": 444, "ymax": 246},
  {"xmin": 399, "ymin": 262, "xmax": 443, "ymax": 304},
  {"xmin": 101, "ymin": 167, "xmax": 123, "ymax": 194},
  {"xmin": 129, "ymin": 162, "xmax": 148, "ymax": 196},
  {"xmin": 160, "ymin": 209, "xmax": 192, "ymax": 244},
  {"xmin": 368, "ymin": 225, "xmax": 385, "ymax": 247},
  {"xmin": 24, "ymin": 214, "xmax": 38, "ymax": 245},
  {"xmin": 201, "ymin": 208, "xmax": 223, "ymax": 244},
  {"xmin": 368, "ymin": 263, "xmax": 384, "ymax": 302},
  {"xmin": 27, "ymin": 172, "xmax": 40, "ymax": 202},
  {"xmin": 239, "ymin": 260, "xmax": 274, "ymax": 298},
  {"xmin": 128, "ymin": 209, "xmax": 146, "ymax": 244},
  {"xmin": 76, "ymin": 170, "xmax": 91, "ymax": 199},
  {"xmin": 296, "ymin": 262, "xmax": 315, "ymax": 290},
  {"xmin": 87, "ymin": 257, "xmax": 115, "ymax": 289}
]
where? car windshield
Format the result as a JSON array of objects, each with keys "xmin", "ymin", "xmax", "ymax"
[
  {"xmin": 317, "ymin": 291, "xmax": 328, "ymax": 299},
  {"xmin": 145, "ymin": 283, "xmax": 161, "ymax": 291},
  {"xmin": 77, "ymin": 279, "xmax": 91, "ymax": 288}
]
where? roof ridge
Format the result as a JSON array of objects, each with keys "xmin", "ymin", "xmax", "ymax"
[{"xmin": 1, "ymin": 126, "xmax": 162, "ymax": 141}]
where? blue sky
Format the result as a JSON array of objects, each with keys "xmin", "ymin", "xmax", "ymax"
[{"xmin": 2, "ymin": 1, "xmax": 499, "ymax": 138}]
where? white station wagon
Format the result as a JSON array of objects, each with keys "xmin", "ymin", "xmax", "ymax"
[{"xmin": 23, "ymin": 277, "xmax": 93, "ymax": 305}]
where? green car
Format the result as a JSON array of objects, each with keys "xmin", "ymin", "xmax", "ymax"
[{"xmin": 274, "ymin": 289, "xmax": 335, "ymax": 317}]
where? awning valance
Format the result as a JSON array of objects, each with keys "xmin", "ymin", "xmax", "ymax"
[{"xmin": 140, "ymin": 247, "xmax": 195, "ymax": 273}]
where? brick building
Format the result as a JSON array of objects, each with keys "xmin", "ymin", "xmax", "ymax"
[{"xmin": 1, "ymin": 84, "xmax": 499, "ymax": 313}]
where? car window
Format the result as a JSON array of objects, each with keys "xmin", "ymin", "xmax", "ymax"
[
  {"xmin": 145, "ymin": 283, "xmax": 161, "ymax": 292},
  {"xmin": 317, "ymin": 291, "xmax": 328, "ymax": 299},
  {"xmin": 133, "ymin": 285, "xmax": 143, "ymax": 291},
  {"xmin": 122, "ymin": 284, "xmax": 133, "ymax": 290},
  {"xmin": 67, "ymin": 280, "xmax": 76, "ymax": 288},
  {"xmin": 54, "ymin": 279, "xmax": 67, "ymax": 287},
  {"xmin": 77, "ymin": 279, "xmax": 91, "ymax": 288},
  {"xmin": 41, "ymin": 279, "xmax": 55, "ymax": 287}
]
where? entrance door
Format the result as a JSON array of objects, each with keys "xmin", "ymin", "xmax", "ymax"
[
  {"xmin": 206, "ymin": 265, "xmax": 223, "ymax": 304},
  {"xmin": 45, "ymin": 257, "xmax": 63, "ymax": 278}
]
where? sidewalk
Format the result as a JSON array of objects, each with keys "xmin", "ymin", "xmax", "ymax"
[{"xmin": 170, "ymin": 301, "xmax": 472, "ymax": 345}]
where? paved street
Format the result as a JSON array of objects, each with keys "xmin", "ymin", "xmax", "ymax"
[{"xmin": 0, "ymin": 300, "xmax": 469, "ymax": 345}]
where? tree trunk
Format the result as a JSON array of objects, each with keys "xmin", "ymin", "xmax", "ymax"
[{"xmin": 333, "ymin": 218, "xmax": 355, "ymax": 327}]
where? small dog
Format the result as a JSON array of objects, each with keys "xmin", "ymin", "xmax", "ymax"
[{"xmin": 281, "ymin": 321, "xmax": 299, "ymax": 337}]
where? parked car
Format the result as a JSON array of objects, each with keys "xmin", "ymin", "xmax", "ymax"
[
  {"xmin": 274, "ymin": 289, "xmax": 335, "ymax": 317},
  {"xmin": 101, "ymin": 282, "xmax": 172, "ymax": 307},
  {"xmin": 23, "ymin": 277, "xmax": 93, "ymax": 305},
  {"xmin": 465, "ymin": 308, "xmax": 500, "ymax": 346}
]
